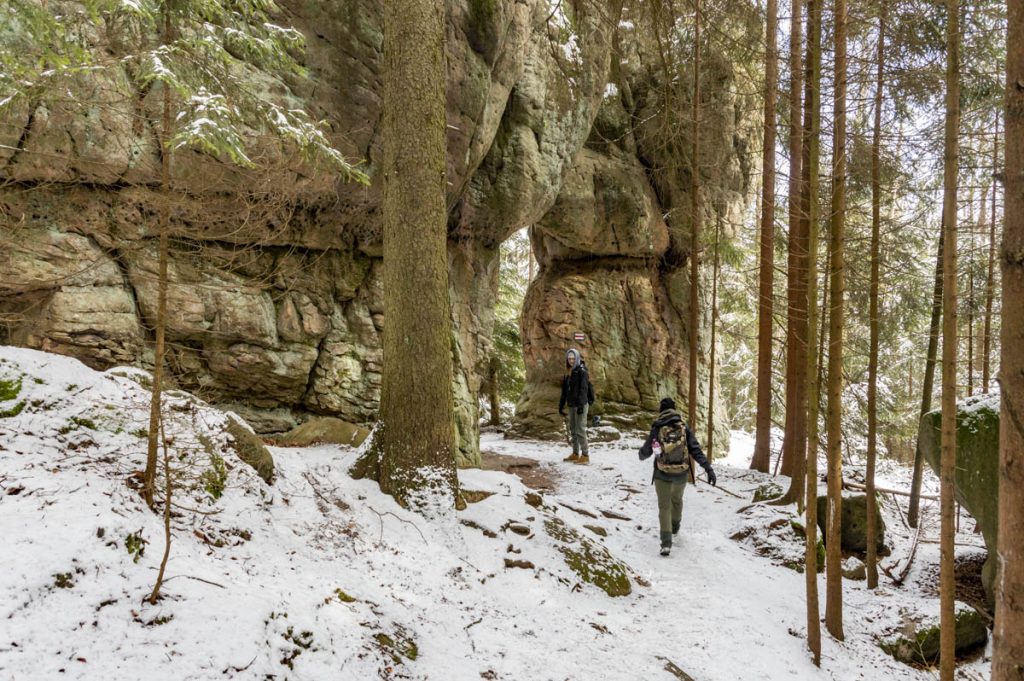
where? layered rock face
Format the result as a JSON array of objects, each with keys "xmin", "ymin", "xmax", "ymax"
[{"xmin": 0, "ymin": 1, "xmax": 757, "ymax": 462}]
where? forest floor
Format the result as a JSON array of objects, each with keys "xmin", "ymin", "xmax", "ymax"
[{"xmin": 0, "ymin": 346, "xmax": 993, "ymax": 680}]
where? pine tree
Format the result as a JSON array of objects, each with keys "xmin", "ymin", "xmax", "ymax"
[
  {"xmin": 824, "ymin": 0, "xmax": 847, "ymax": 641},
  {"xmin": 982, "ymin": 120, "xmax": 999, "ymax": 394},
  {"xmin": 688, "ymin": 0, "xmax": 703, "ymax": 453},
  {"xmin": 779, "ymin": 0, "xmax": 807, "ymax": 503},
  {"xmin": 802, "ymin": 0, "xmax": 822, "ymax": 663},
  {"xmin": 752, "ymin": 0, "xmax": 779, "ymax": 474},
  {"xmin": 353, "ymin": 0, "xmax": 461, "ymax": 511},
  {"xmin": 865, "ymin": 0, "xmax": 888, "ymax": 591},
  {"xmin": 993, "ymin": 0, "xmax": 1024, "ymax": 675},
  {"xmin": 938, "ymin": 0, "xmax": 961, "ymax": 675}
]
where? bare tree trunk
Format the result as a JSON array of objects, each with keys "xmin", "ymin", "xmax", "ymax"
[
  {"xmin": 752, "ymin": 0, "xmax": 779, "ymax": 474},
  {"xmin": 993, "ymin": 0, "xmax": 1024, "ymax": 676},
  {"xmin": 707, "ymin": 216, "xmax": 721, "ymax": 461},
  {"xmin": 909, "ymin": 215, "xmax": 945, "ymax": 528},
  {"xmin": 780, "ymin": 0, "xmax": 806, "ymax": 488},
  {"xmin": 967, "ymin": 185, "xmax": 977, "ymax": 397},
  {"xmin": 983, "ymin": 120, "xmax": 999, "ymax": 394},
  {"xmin": 688, "ymin": 0, "xmax": 702, "ymax": 451},
  {"xmin": 353, "ymin": 0, "xmax": 459, "ymax": 510},
  {"xmin": 825, "ymin": 0, "xmax": 847, "ymax": 641},
  {"xmin": 802, "ymin": 0, "xmax": 822, "ymax": 663},
  {"xmin": 144, "ymin": 2, "xmax": 174, "ymax": 510},
  {"xmin": 865, "ymin": 0, "xmax": 887, "ymax": 591},
  {"xmin": 148, "ymin": 420, "xmax": 172, "ymax": 604},
  {"xmin": 488, "ymin": 356, "xmax": 500, "ymax": 427},
  {"xmin": 939, "ymin": 0, "xmax": 960, "ymax": 675}
]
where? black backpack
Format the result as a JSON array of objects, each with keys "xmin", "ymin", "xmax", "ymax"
[{"xmin": 655, "ymin": 422, "xmax": 690, "ymax": 474}]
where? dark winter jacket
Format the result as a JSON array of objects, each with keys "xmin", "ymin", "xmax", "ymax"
[
  {"xmin": 638, "ymin": 408, "xmax": 711, "ymax": 482},
  {"xmin": 559, "ymin": 361, "xmax": 595, "ymax": 411}
]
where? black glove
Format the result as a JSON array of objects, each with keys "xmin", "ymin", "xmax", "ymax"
[
  {"xmin": 576, "ymin": 406, "xmax": 583, "ymax": 415},
  {"xmin": 559, "ymin": 408, "xmax": 566, "ymax": 417},
  {"xmin": 705, "ymin": 467, "xmax": 717, "ymax": 487}
]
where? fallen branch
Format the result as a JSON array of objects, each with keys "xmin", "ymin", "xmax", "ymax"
[
  {"xmin": 367, "ymin": 506, "xmax": 427, "ymax": 545},
  {"xmin": 883, "ymin": 522, "xmax": 922, "ymax": 587},
  {"xmin": 160, "ymin": 573, "xmax": 227, "ymax": 589},
  {"xmin": 842, "ymin": 479, "xmax": 938, "ymax": 501}
]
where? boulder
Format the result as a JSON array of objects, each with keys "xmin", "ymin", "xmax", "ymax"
[
  {"xmin": 815, "ymin": 493, "xmax": 886, "ymax": 555},
  {"xmin": 274, "ymin": 417, "xmax": 371, "ymax": 448},
  {"xmin": 880, "ymin": 604, "xmax": 988, "ymax": 666},
  {"xmin": 919, "ymin": 393, "xmax": 1000, "ymax": 602},
  {"xmin": 544, "ymin": 516, "xmax": 632, "ymax": 597},
  {"xmin": 225, "ymin": 416, "xmax": 275, "ymax": 484}
]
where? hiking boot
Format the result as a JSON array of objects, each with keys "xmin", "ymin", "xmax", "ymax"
[
  {"xmin": 574, "ymin": 454, "xmax": 590, "ymax": 465},
  {"xmin": 672, "ymin": 521, "xmax": 680, "ymax": 535},
  {"xmin": 563, "ymin": 453, "xmax": 580, "ymax": 462},
  {"xmin": 660, "ymin": 546, "xmax": 671, "ymax": 556}
]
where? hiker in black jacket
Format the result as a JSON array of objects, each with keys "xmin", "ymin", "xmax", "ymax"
[
  {"xmin": 639, "ymin": 397, "xmax": 716, "ymax": 555},
  {"xmin": 559, "ymin": 348, "xmax": 595, "ymax": 464}
]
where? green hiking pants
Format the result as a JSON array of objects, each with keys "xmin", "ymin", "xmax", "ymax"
[
  {"xmin": 655, "ymin": 476, "xmax": 688, "ymax": 547},
  {"xmin": 567, "ymin": 404, "xmax": 589, "ymax": 455}
]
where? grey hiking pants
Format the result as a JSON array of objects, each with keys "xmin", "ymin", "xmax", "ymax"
[
  {"xmin": 567, "ymin": 404, "xmax": 589, "ymax": 455},
  {"xmin": 655, "ymin": 476, "xmax": 688, "ymax": 547}
]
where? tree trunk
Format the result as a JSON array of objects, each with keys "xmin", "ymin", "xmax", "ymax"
[
  {"xmin": 939, "ymin": 0, "xmax": 960, "ymax": 675},
  {"xmin": 909, "ymin": 214, "xmax": 945, "ymax": 528},
  {"xmin": 967, "ymin": 185, "xmax": 976, "ymax": 397},
  {"xmin": 144, "ymin": 2, "xmax": 174, "ymax": 510},
  {"xmin": 752, "ymin": 0, "xmax": 779, "ymax": 474},
  {"xmin": 992, "ymin": 0, "xmax": 1024, "ymax": 676},
  {"xmin": 983, "ymin": 120, "xmax": 998, "ymax": 394},
  {"xmin": 489, "ymin": 356, "xmax": 500, "ymax": 427},
  {"xmin": 865, "ymin": 0, "xmax": 887, "ymax": 591},
  {"xmin": 707, "ymin": 216, "xmax": 721, "ymax": 461},
  {"xmin": 802, "ymin": 0, "xmax": 822, "ymax": 663},
  {"xmin": 148, "ymin": 420, "xmax": 172, "ymax": 604},
  {"xmin": 356, "ymin": 0, "xmax": 459, "ymax": 510},
  {"xmin": 824, "ymin": 0, "xmax": 847, "ymax": 641},
  {"xmin": 688, "ymin": 0, "xmax": 702, "ymax": 446},
  {"xmin": 780, "ymin": 0, "xmax": 806, "ymax": 488}
]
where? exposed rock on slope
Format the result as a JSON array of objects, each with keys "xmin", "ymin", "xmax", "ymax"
[{"xmin": 0, "ymin": 1, "xmax": 758, "ymax": 461}]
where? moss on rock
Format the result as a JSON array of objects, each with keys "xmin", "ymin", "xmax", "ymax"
[
  {"xmin": 880, "ymin": 606, "xmax": 988, "ymax": 665},
  {"xmin": 544, "ymin": 516, "xmax": 631, "ymax": 597},
  {"xmin": 225, "ymin": 416, "xmax": 275, "ymax": 484}
]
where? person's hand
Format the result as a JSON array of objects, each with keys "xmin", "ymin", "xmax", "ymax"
[
  {"xmin": 559, "ymin": 408, "xmax": 566, "ymax": 417},
  {"xmin": 576, "ymin": 406, "xmax": 583, "ymax": 415},
  {"xmin": 706, "ymin": 467, "xmax": 717, "ymax": 487}
]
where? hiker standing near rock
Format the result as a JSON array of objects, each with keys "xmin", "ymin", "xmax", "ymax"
[
  {"xmin": 559, "ymin": 348, "xmax": 595, "ymax": 464},
  {"xmin": 639, "ymin": 397, "xmax": 716, "ymax": 556}
]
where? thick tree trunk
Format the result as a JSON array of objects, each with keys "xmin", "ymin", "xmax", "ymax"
[
  {"xmin": 780, "ymin": 0, "xmax": 806, "ymax": 487},
  {"xmin": 357, "ymin": 0, "xmax": 459, "ymax": 510},
  {"xmin": 824, "ymin": 0, "xmax": 847, "ymax": 641},
  {"xmin": 909, "ymin": 215, "xmax": 945, "ymax": 528},
  {"xmin": 983, "ymin": 121, "xmax": 999, "ymax": 394},
  {"xmin": 865, "ymin": 0, "xmax": 887, "ymax": 591},
  {"xmin": 993, "ymin": 0, "xmax": 1024, "ymax": 676},
  {"xmin": 802, "ymin": 0, "xmax": 822, "ymax": 664},
  {"xmin": 939, "ymin": 0, "xmax": 960, "ymax": 676},
  {"xmin": 688, "ymin": 0, "xmax": 702, "ymax": 445},
  {"xmin": 752, "ymin": 0, "xmax": 779, "ymax": 474}
]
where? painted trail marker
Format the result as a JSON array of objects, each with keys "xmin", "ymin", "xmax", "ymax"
[{"xmin": 573, "ymin": 332, "xmax": 585, "ymax": 342}]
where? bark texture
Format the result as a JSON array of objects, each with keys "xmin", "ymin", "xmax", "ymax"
[{"xmin": 993, "ymin": 0, "xmax": 1024, "ymax": 676}]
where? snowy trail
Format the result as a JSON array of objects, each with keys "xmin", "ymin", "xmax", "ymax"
[{"xmin": 0, "ymin": 348, "xmax": 991, "ymax": 680}]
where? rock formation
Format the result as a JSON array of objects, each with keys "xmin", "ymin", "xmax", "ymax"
[{"xmin": 0, "ymin": 1, "xmax": 759, "ymax": 465}]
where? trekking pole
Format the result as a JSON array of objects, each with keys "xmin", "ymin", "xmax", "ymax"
[{"xmin": 696, "ymin": 473, "xmax": 743, "ymax": 499}]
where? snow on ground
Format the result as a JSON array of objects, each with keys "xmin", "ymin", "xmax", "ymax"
[{"xmin": 0, "ymin": 347, "xmax": 992, "ymax": 680}]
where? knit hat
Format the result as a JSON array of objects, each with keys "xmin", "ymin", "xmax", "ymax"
[{"xmin": 659, "ymin": 397, "xmax": 676, "ymax": 412}]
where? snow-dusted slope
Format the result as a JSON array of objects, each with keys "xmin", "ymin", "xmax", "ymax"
[{"xmin": 0, "ymin": 348, "xmax": 991, "ymax": 679}]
